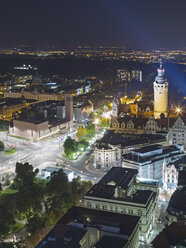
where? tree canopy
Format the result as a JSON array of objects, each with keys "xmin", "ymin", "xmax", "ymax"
[
  {"xmin": 76, "ymin": 125, "xmax": 87, "ymax": 140},
  {"xmin": 0, "ymin": 141, "xmax": 5, "ymax": 151},
  {"xmin": 13, "ymin": 162, "xmax": 39, "ymax": 190}
]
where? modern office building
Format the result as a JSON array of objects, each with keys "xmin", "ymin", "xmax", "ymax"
[
  {"xmin": 131, "ymin": 70, "xmax": 142, "ymax": 82},
  {"xmin": 10, "ymin": 94, "xmax": 73, "ymax": 140},
  {"xmin": 117, "ymin": 69, "xmax": 131, "ymax": 82},
  {"xmin": 84, "ymin": 167, "xmax": 158, "ymax": 243},
  {"xmin": 35, "ymin": 206, "xmax": 140, "ymax": 248},
  {"xmin": 122, "ymin": 144, "xmax": 185, "ymax": 181}
]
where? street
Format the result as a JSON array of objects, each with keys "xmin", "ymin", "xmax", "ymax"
[{"xmin": 0, "ymin": 130, "xmax": 104, "ymax": 184}]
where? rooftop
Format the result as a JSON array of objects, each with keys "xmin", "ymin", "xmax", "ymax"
[
  {"xmin": 134, "ymin": 144, "xmax": 162, "ymax": 154},
  {"xmin": 35, "ymin": 206, "xmax": 140, "ymax": 248},
  {"xmin": 98, "ymin": 167, "xmax": 138, "ymax": 189},
  {"xmin": 14, "ymin": 118, "xmax": 48, "ymax": 124},
  {"xmin": 167, "ymin": 186, "xmax": 186, "ymax": 215},
  {"xmin": 35, "ymin": 223, "xmax": 87, "ymax": 248},
  {"xmin": 152, "ymin": 222, "xmax": 186, "ymax": 248},
  {"xmin": 178, "ymin": 169, "xmax": 186, "ymax": 187},
  {"xmin": 93, "ymin": 236, "xmax": 128, "ymax": 248},
  {"xmin": 123, "ymin": 145, "xmax": 184, "ymax": 164},
  {"xmin": 85, "ymin": 167, "xmax": 155, "ymax": 204},
  {"xmin": 57, "ymin": 206, "xmax": 140, "ymax": 237},
  {"xmin": 95, "ymin": 130, "xmax": 166, "ymax": 149}
]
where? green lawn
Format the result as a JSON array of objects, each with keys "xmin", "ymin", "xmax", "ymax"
[
  {"xmin": 0, "ymin": 188, "xmax": 18, "ymax": 204},
  {"xmin": 12, "ymin": 222, "xmax": 24, "ymax": 233},
  {"xmin": 35, "ymin": 178, "xmax": 49, "ymax": 189},
  {"xmin": 5, "ymin": 148, "xmax": 16, "ymax": 155},
  {"xmin": 8, "ymin": 134, "xmax": 30, "ymax": 141}
]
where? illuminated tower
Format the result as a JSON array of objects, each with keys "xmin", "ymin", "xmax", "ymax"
[
  {"xmin": 65, "ymin": 93, "xmax": 73, "ymax": 121},
  {"xmin": 153, "ymin": 63, "xmax": 168, "ymax": 119},
  {"xmin": 112, "ymin": 97, "xmax": 119, "ymax": 118}
]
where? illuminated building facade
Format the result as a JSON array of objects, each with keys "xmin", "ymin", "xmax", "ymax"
[
  {"xmin": 162, "ymin": 161, "xmax": 178, "ymax": 193},
  {"xmin": 84, "ymin": 167, "xmax": 158, "ymax": 244},
  {"xmin": 131, "ymin": 70, "xmax": 142, "ymax": 82},
  {"xmin": 122, "ymin": 144, "xmax": 184, "ymax": 182},
  {"xmin": 117, "ymin": 69, "xmax": 131, "ymax": 82},
  {"xmin": 153, "ymin": 63, "xmax": 168, "ymax": 119}
]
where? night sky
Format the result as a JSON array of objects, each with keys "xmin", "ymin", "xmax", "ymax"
[{"xmin": 0, "ymin": 0, "xmax": 186, "ymax": 49}]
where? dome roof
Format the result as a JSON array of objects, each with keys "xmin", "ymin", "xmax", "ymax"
[{"xmin": 155, "ymin": 62, "xmax": 166, "ymax": 84}]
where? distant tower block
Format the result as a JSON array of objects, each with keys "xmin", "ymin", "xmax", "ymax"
[
  {"xmin": 65, "ymin": 93, "xmax": 73, "ymax": 122},
  {"xmin": 153, "ymin": 63, "xmax": 168, "ymax": 119}
]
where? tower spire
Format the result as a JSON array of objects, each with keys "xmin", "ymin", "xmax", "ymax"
[{"xmin": 160, "ymin": 60, "xmax": 163, "ymax": 69}]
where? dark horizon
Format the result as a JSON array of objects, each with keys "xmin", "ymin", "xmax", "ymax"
[{"xmin": 1, "ymin": 0, "xmax": 186, "ymax": 49}]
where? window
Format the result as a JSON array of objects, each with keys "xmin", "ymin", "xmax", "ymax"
[
  {"xmin": 129, "ymin": 209, "xmax": 133, "ymax": 214},
  {"xmin": 137, "ymin": 209, "xmax": 142, "ymax": 215}
]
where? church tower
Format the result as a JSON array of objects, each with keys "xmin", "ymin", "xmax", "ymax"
[
  {"xmin": 153, "ymin": 63, "xmax": 168, "ymax": 119},
  {"xmin": 112, "ymin": 97, "xmax": 119, "ymax": 118}
]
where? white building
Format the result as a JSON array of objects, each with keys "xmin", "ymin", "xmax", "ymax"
[
  {"xmin": 84, "ymin": 167, "xmax": 158, "ymax": 244},
  {"xmin": 153, "ymin": 63, "xmax": 168, "ymax": 119},
  {"xmin": 94, "ymin": 143, "xmax": 122, "ymax": 170},
  {"xmin": 168, "ymin": 116, "xmax": 186, "ymax": 149},
  {"xmin": 162, "ymin": 161, "xmax": 178, "ymax": 193},
  {"xmin": 40, "ymin": 167, "xmax": 75, "ymax": 182},
  {"xmin": 94, "ymin": 130, "xmax": 166, "ymax": 171},
  {"xmin": 122, "ymin": 144, "xmax": 184, "ymax": 182}
]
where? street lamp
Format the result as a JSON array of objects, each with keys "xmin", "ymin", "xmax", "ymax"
[
  {"xmin": 176, "ymin": 107, "xmax": 181, "ymax": 113},
  {"xmin": 94, "ymin": 118, "xmax": 99, "ymax": 125}
]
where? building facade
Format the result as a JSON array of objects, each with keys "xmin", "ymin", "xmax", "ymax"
[
  {"xmin": 168, "ymin": 116, "xmax": 186, "ymax": 149},
  {"xmin": 4, "ymin": 91, "xmax": 64, "ymax": 101},
  {"xmin": 122, "ymin": 144, "xmax": 184, "ymax": 182},
  {"xmin": 153, "ymin": 63, "xmax": 168, "ymax": 119},
  {"xmin": 94, "ymin": 130, "xmax": 166, "ymax": 171},
  {"xmin": 84, "ymin": 167, "xmax": 158, "ymax": 244},
  {"xmin": 162, "ymin": 161, "xmax": 178, "ymax": 193},
  {"xmin": 35, "ymin": 206, "xmax": 141, "ymax": 248}
]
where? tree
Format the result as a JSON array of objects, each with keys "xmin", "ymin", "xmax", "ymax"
[
  {"xmin": 0, "ymin": 183, "xmax": 2, "ymax": 193},
  {"xmin": 71, "ymin": 177, "xmax": 92, "ymax": 202},
  {"xmin": 100, "ymin": 118, "xmax": 110, "ymax": 129},
  {"xmin": 15, "ymin": 184, "xmax": 43, "ymax": 218},
  {"xmin": 0, "ymin": 205, "xmax": 15, "ymax": 237},
  {"xmin": 63, "ymin": 136, "xmax": 77, "ymax": 159},
  {"xmin": 46, "ymin": 169, "xmax": 69, "ymax": 196},
  {"xmin": 86, "ymin": 123, "xmax": 95, "ymax": 137},
  {"xmin": 77, "ymin": 140, "xmax": 89, "ymax": 151},
  {"xmin": 76, "ymin": 126, "xmax": 87, "ymax": 140},
  {"xmin": 26, "ymin": 214, "xmax": 45, "ymax": 235},
  {"xmin": 0, "ymin": 141, "xmax": 4, "ymax": 151},
  {"xmin": 4, "ymin": 178, "xmax": 10, "ymax": 187},
  {"xmin": 12, "ymin": 162, "xmax": 39, "ymax": 190}
]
